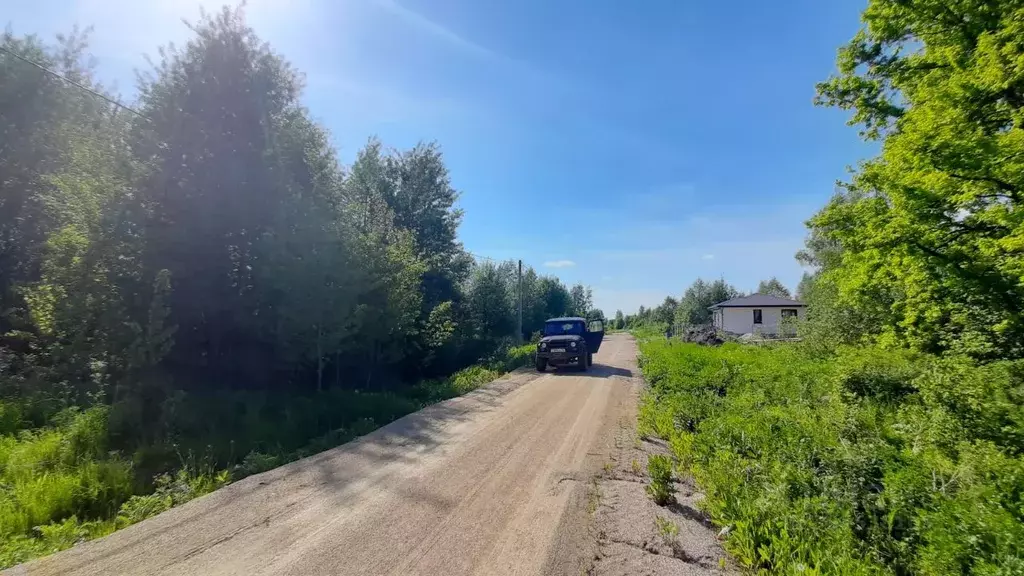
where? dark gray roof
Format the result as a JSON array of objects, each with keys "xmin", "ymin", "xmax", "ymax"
[
  {"xmin": 546, "ymin": 316, "xmax": 586, "ymax": 323},
  {"xmin": 709, "ymin": 294, "xmax": 805, "ymax": 309}
]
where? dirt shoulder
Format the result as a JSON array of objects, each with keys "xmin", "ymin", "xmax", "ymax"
[{"xmin": 578, "ymin": 340, "xmax": 737, "ymax": 576}]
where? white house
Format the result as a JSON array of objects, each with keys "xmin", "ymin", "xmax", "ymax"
[{"xmin": 710, "ymin": 294, "xmax": 806, "ymax": 336}]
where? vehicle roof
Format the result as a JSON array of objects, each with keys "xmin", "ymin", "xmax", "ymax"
[{"xmin": 546, "ymin": 317, "xmax": 587, "ymax": 323}]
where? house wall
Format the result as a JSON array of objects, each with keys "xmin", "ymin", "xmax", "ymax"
[{"xmin": 714, "ymin": 306, "xmax": 804, "ymax": 335}]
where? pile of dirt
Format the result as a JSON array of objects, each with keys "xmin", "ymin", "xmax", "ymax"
[{"xmin": 678, "ymin": 325, "xmax": 724, "ymax": 346}]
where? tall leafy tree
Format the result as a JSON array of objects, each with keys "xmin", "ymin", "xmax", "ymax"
[
  {"xmin": 795, "ymin": 272, "xmax": 815, "ymax": 301},
  {"xmin": 465, "ymin": 261, "xmax": 515, "ymax": 343},
  {"xmin": 131, "ymin": 7, "xmax": 315, "ymax": 388},
  {"xmin": 537, "ymin": 276, "xmax": 571, "ymax": 320},
  {"xmin": 813, "ymin": 0, "xmax": 1024, "ymax": 358},
  {"xmin": 756, "ymin": 277, "xmax": 792, "ymax": 298},
  {"xmin": 569, "ymin": 283, "xmax": 593, "ymax": 317},
  {"xmin": 0, "ymin": 28, "xmax": 114, "ymax": 334},
  {"xmin": 676, "ymin": 278, "xmax": 740, "ymax": 325},
  {"xmin": 653, "ymin": 296, "xmax": 678, "ymax": 325}
]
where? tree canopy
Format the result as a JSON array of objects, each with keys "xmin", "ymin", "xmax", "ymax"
[
  {"xmin": 811, "ymin": 0, "xmax": 1024, "ymax": 359},
  {"xmin": 755, "ymin": 277, "xmax": 792, "ymax": 299}
]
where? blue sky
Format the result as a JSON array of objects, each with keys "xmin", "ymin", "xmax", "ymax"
[{"xmin": 9, "ymin": 0, "xmax": 873, "ymax": 314}]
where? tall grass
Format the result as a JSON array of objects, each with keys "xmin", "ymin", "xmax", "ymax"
[
  {"xmin": 638, "ymin": 340, "xmax": 1024, "ymax": 575},
  {"xmin": 0, "ymin": 343, "xmax": 535, "ymax": 568}
]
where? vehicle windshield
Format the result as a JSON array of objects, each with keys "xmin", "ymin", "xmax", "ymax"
[{"xmin": 544, "ymin": 321, "xmax": 583, "ymax": 336}]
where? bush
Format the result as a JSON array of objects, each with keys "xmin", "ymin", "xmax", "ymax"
[
  {"xmin": 0, "ymin": 402, "xmax": 23, "ymax": 436},
  {"xmin": 646, "ymin": 455, "xmax": 675, "ymax": 505},
  {"xmin": 833, "ymin": 346, "xmax": 922, "ymax": 401},
  {"xmin": 0, "ymin": 516, "xmax": 115, "ymax": 569},
  {"xmin": 115, "ymin": 493, "xmax": 172, "ymax": 528},
  {"xmin": 913, "ymin": 358, "xmax": 1024, "ymax": 452}
]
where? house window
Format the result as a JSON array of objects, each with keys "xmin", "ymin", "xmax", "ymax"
[
  {"xmin": 781, "ymin": 309, "xmax": 797, "ymax": 318},
  {"xmin": 753, "ymin": 309, "xmax": 762, "ymax": 324}
]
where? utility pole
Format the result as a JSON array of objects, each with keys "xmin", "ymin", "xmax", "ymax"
[{"xmin": 517, "ymin": 259, "xmax": 523, "ymax": 344}]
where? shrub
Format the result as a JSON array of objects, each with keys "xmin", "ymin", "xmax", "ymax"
[
  {"xmin": 0, "ymin": 516, "xmax": 114, "ymax": 569},
  {"xmin": 833, "ymin": 346, "xmax": 922, "ymax": 401},
  {"xmin": 914, "ymin": 358, "xmax": 1024, "ymax": 452},
  {"xmin": 915, "ymin": 442, "xmax": 1024, "ymax": 575},
  {"xmin": 646, "ymin": 454, "xmax": 674, "ymax": 505},
  {"xmin": 0, "ymin": 402, "xmax": 23, "ymax": 436},
  {"xmin": 655, "ymin": 515, "xmax": 679, "ymax": 542},
  {"xmin": 115, "ymin": 493, "xmax": 172, "ymax": 528}
]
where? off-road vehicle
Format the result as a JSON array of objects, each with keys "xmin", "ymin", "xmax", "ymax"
[{"xmin": 535, "ymin": 317, "xmax": 604, "ymax": 372}]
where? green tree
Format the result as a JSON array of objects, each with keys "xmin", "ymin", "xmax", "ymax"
[
  {"xmin": 569, "ymin": 283, "xmax": 593, "ymax": 317},
  {"xmin": 130, "ymin": 7, "xmax": 317, "ymax": 389},
  {"xmin": 0, "ymin": 28, "xmax": 116, "ymax": 335},
  {"xmin": 653, "ymin": 296, "xmax": 678, "ymax": 325},
  {"xmin": 813, "ymin": 0, "xmax": 1024, "ymax": 358},
  {"xmin": 756, "ymin": 277, "xmax": 792, "ymax": 299},
  {"xmin": 537, "ymin": 276, "xmax": 571, "ymax": 320},
  {"xmin": 795, "ymin": 272, "xmax": 815, "ymax": 301},
  {"xmin": 675, "ymin": 278, "xmax": 739, "ymax": 325},
  {"xmin": 613, "ymin": 309, "xmax": 625, "ymax": 329},
  {"xmin": 465, "ymin": 261, "xmax": 515, "ymax": 343}
]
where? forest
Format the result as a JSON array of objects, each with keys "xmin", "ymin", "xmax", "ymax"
[
  {"xmin": 0, "ymin": 9, "xmax": 600, "ymax": 565},
  {"xmin": 634, "ymin": 1, "xmax": 1024, "ymax": 574}
]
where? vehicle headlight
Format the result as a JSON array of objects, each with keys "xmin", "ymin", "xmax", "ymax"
[
  {"xmin": 540, "ymin": 342, "xmax": 547, "ymax": 350},
  {"xmin": 570, "ymin": 341, "xmax": 577, "ymax": 348}
]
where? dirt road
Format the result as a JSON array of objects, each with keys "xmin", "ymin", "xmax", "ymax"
[{"xmin": 12, "ymin": 334, "xmax": 640, "ymax": 576}]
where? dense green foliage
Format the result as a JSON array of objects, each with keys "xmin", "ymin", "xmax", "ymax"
[
  {"xmin": 810, "ymin": 0, "xmax": 1024, "ymax": 359},
  {"xmin": 638, "ymin": 341, "xmax": 1024, "ymax": 575},
  {"xmin": 0, "ymin": 10, "xmax": 590, "ymax": 565},
  {"xmin": 756, "ymin": 277, "xmax": 792, "ymax": 299}
]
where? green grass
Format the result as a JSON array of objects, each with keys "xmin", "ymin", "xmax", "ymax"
[
  {"xmin": 0, "ymin": 343, "xmax": 536, "ymax": 569},
  {"xmin": 655, "ymin": 515, "xmax": 680, "ymax": 543},
  {"xmin": 637, "ymin": 340, "xmax": 1024, "ymax": 575}
]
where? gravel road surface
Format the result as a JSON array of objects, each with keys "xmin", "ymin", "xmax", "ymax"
[{"xmin": 11, "ymin": 333, "xmax": 640, "ymax": 576}]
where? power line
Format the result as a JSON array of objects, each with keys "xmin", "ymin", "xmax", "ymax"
[
  {"xmin": 0, "ymin": 45, "xmax": 151, "ymax": 121},
  {"xmin": 466, "ymin": 251, "xmax": 502, "ymax": 263}
]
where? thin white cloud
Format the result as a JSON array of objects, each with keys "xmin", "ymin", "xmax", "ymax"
[
  {"xmin": 369, "ymin": 0, "xmax": 564, "ymax": 91},
  {"xmin": 306, "ymin": 75, "xmax": 467, "ymax": 125},
  {"xmin": 544, "ymin": 260, "xmax": 576, "ymax": 268},
  {"xmin": 702, "ymin": 254, "xmax": 715, "ymax": 260},
  {"xmin": 372, "ymin": 0, "xmax": 498, "ymax": 61}
]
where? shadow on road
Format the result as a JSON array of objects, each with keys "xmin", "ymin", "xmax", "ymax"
[{"xmin": 545, "ymin": 364, "xmax": 633, "ymax": 379}]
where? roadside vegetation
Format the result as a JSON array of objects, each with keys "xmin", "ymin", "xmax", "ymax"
[
  {"xmin": 633, "ymin": 0, "xmax": 1024, "ymax": 573},
  {"xmin": 0, "ymin": 8, "xmax": 595, "ymax": 568},
  {"xmin": 638, "ymin": 341, "xmax": 1023, "ymax": 574}
]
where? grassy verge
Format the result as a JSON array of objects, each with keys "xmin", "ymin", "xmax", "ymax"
[
  {"xmin": 0, "ymin": 343, "xmax": 535, "ymax": 568},
  {"xmin": 637, "ymin": 340, "xmax": 1024, "ymax": 575}
]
